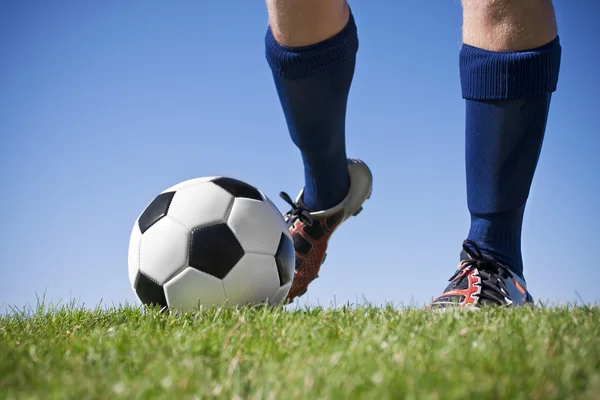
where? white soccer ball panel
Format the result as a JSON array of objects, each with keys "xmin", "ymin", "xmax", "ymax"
[
  {"xmin": 269, "ymin": 282, "xmax": 292, "ymax": 307},
  {"xmin": 161, "ymin": 177, "xmax": 219, "ymax": 193},
  {"xmin": 128, "ymin": 223, "xmax": 142, "ymax": 289},
  {"xmin": 262, "ymin": 194, "xmax": 292, "ymax": 242},
  {"xmin": 139, "ymin": 216, "xmax": 190, "ymax": 284},
  {"xmin": 223, "ymin": 253, "xmax": 280, "ymax": 306},
  {"xmin": 164, "ymin": 267, "xmax": 227, "ymax": 312},
  {"xmin": 228, "ymin": 198, "xmax": 286, "ymax": 255},
  {"xmin": 167, "ymin": 182, "xmax": 233, "ymax": 230}
]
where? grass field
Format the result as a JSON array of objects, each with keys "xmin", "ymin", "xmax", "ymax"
[{"xmin": 1, "ymin": 303, "xmax": 599, "ymax": 399}]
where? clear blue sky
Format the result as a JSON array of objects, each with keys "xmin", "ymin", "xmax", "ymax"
[{"xmin": 1, "ymin": 1, "xmax": 599, "ymax": 310}]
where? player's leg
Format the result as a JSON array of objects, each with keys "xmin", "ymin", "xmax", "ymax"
[
  {"xmin": 265, "ymin": 0, "xmax": 372, "ymax": 303},
  {"xmin": 266, "ymin": 0, "xmax": 360, "ymax": 211},
  {"xmin": 431, "ymin": 0, "xmax": 561, "ymax": 308}
]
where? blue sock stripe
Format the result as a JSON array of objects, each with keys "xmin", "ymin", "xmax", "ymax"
[
  {"xmin": 460, "ymin": 36, "xmax": 562, "ymax": 100},
  {"xmin": 265, "ymin": 11, "xmax": 359, "ymax": 81}
]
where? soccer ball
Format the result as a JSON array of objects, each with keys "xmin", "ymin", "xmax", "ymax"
[{"xmin": 127, "ymin": 176, "xmax": 295, "ymax": 312}]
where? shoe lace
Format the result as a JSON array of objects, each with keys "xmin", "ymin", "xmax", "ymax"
[
  {"xmin": 449, "ymin": 240, "xmax": 514, "ymax": 305},
  {"xmin": 279, "ymin": 192, "xmax": 314, "ymax": 228}
]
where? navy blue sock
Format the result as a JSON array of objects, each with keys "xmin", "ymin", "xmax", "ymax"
[
  {"xmin": 461, "ymin": 37, "xmax": 562, "ymax": 277},
  {"xmin": 265, "ymin": 12, "xmax": 358, "ymax": 211}
]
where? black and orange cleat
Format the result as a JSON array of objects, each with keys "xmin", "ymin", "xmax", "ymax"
[
  {"xmin": 279, "ymin": 159, "xmax": 373, "ymax": 304},
  {"xmin": 430, "ymin": 240, "xmax": 533, "ymax": 309}
]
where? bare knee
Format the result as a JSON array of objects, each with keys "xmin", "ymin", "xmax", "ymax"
[
  {"xmin": 463, "ymin": 0, "xmax": 551, "ymax": 25},
  {"xmin": 462, "ymin": 0, "xmax": 557, "ymax": 51},
  {"xmin": 266, "ymin": 0, "xmax": 349, "ymax": 47}
]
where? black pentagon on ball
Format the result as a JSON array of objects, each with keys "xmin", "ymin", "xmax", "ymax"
[
  {"xmin": 212, "ymin": 177, "xmax": 262, "ymax": 201},
  {"xmin": 189, "ymin": 223, "xmax": 245, "ymax": 279},
  {"xmin": 138, "ymin": 191, "xmax": 175, "ymax": 234},
  {"xmin": 275, "ymin": 233, "xmax": 295, "ymax": 286},
  {"xmin": 134, "ymin": 271, "xmax": 168, "ymax": 309}
]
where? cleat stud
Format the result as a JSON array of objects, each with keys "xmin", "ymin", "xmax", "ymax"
[{"xmin": 353, "ymin": 206, "xmax": 363, "ymax": 216}]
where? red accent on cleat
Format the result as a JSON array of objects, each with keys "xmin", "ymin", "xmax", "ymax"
[{"xmin": 285, "ymin": 210, "xmax": 344, "ymax": 303}]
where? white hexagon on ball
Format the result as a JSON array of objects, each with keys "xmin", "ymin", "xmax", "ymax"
[
  {"xmin": 262, "ymin": 195, "xmax": 292, "ymax": 242},
  {"xmin": 167, "ymin": 181, "xmax": 233, "ymax": 230},
  {"xmin": 223, "ymin": 253, "xmax": 280, "ymax": 306},
  {"xmin": 269, "ymin": 282, "xmax": 292, "ymax": 307},
  {"xmin": 139, "ymin": 216, "xmax": 190, "ymax": 284},
  {"xmin": 164, "ymin": 267, "xmax": 227, "ymax": 312},
  {"xmin": 228, "ymin": 198, "xmax": 287, "ymax": 255}
]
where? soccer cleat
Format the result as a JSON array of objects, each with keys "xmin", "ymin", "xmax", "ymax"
[
  {"xmin": 279, "ymin": 159, "xmax": 373, "ymax": 303},
  {"xmin": 430, "ymin": 240, "xmax": 533, "ymax": 309}
]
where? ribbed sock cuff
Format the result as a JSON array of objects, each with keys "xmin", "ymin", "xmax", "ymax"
[
  {"xmin": 265, "ymin": 11, "xmax": 359, "ymax": 80},
  {"xmin": 460, "ymin": 36, "xmax": 562, "ymax": 100}
]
